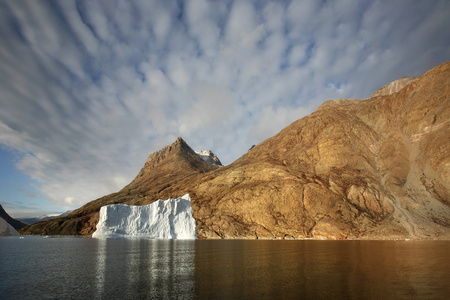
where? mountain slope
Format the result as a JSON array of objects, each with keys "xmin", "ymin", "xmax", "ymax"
[{"xmin": 20, "ymin": 61, "xmax": 450, "ymax": 239}]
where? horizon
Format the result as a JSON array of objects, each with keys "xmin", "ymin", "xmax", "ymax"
[{"xmin": 1, "ymin": 0, "xmax": 449, "ymax": 218}]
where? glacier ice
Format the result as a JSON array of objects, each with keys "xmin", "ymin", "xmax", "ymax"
[{"xmin": 92, "ymin": 194, "xmax": 197, "ymax": 239}]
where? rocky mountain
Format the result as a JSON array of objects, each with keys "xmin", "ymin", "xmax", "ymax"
[{"xmin": 20, "ymin": 61, "xmax": 450, "ymax": 239}]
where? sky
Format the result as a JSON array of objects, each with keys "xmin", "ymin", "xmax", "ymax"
[{"xmin": 0, "ymin": 0, "xmax": 449, "ymax": 218}]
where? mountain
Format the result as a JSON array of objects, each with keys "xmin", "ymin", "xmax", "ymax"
[
  {"xmin": 18, "ymin": 210, "xmax": 72, "ymax": 225},
  {"xmin": 0, "ymin": 204, "xmax": 27, "ymax": 230},
  {"xmin": 19, "ymin": 61, "xmax": 450, "ymax": 239},
  {"xmin": 20, "ymin": 137, "xmax": 220, "ymax": 235}
]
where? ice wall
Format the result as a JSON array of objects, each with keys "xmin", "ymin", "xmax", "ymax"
[{"xmin": 92, "ymin": 194, "xmax": 197, "ymax": 239}]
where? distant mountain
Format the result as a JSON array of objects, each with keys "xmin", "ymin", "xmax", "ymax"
[
  {"xmin": 18, "ymin": 210, "xmax": 72, "ymax": 225},
  {"xmin": 0, "ymin": 204, "xmax": 27, "ymax": 229},
  {"xmin": 20, "ymin": 61, "xmax": 450, "ymax": 239}
]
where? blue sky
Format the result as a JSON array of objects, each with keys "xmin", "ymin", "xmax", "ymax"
[{"xmin": 0, "ymin": 0, "xmax": 449, "ymax": 218}]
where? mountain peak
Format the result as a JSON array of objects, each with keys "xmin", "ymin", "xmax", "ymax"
[
  {"xmin": 173, "ymin": 136, "xmax": 198, "ymax": 155},
  {"xmin": 143, "ymin": 136, "xmax": 195, "ymax": 169},
  {"xmin": 174, "ymin": 136, "xmax": 185, "ymax": 143},
  {"xmin": 173, "ymin": 136, "xmax": 188, "ymax": 148},
  {"xmin": 126, "ymin": 137, "xmax": 220, "ymax": 196},
  {"xmin": 144, "ymin": 137, "xmax": 223, "ymax": 168}
]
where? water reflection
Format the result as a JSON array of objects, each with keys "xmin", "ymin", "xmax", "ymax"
[
  {"xmin": 1, "ymin": 238, "xmax": 449, "ymax": 299},
  {"xmin": 91, "ymin": 239, "xmax": 450, "ymax": 299},
  {"xmin": 94, "ymin": 239, "xmax": 195, "ymax": 299},
  {"xmin": 95, "ymin": 238, "xmax": 106, "ymax": 297},
  {"xmin": 193, "ymin": 240, "xmax": 450, "ymax": 299}
]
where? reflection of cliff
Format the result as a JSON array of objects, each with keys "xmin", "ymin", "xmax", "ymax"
[
  {"xmin": 21, "ymin": 61, "xmax": 450, "ymax": 239},
  {"xmin": 192, "ymin": 240, "xmax": 450, "ymax": 299}
]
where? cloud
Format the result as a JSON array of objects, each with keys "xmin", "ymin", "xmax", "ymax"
[
  {"xmin": 179, "ymin": 82, "xmax": 233, "ymax": 136},
  {"xmin": 0, "ymin": 0, "xmax": 449, "ymax": 212}
]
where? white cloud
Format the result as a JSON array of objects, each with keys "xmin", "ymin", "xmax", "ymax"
[
  {"xmin": 179, "ymin": 82, "xmax": 233, "ymax": 136},
  {"xmin": 0, "ymin": 0, "xmax": 449, "ymax": 213}
]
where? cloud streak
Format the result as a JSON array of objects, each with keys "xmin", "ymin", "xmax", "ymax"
[{"xmin": 0, "ymin": 0, "xmax": 449, "ymax": 213}]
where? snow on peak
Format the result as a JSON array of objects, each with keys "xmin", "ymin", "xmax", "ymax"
[
  {"xmin": 92, "ymin": 194, "xmax": 197, "ymax": 239},
  {"xmin": 195, "ymin": 150, "xmax": 222, "ymax": 166}
]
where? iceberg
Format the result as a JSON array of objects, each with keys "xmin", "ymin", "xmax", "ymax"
[
  {"xmin": 92, "ymin": 194, "xmax": 197, "ymax": 239},
  {"xmin": 0, "ymin": 217, "xmax": 20, "ymax": 236}
]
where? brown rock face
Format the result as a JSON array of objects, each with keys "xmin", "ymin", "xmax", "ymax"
[{"xmin": 20, "ymin": 62, "xmax": 450, "ymax": 239}]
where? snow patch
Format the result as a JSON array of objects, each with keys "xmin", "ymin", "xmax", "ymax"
[
  {"xmin": 92, "ymin": 194, "xmax": 197, "ymax": 239},
  {"xmin": 195, "ymin": 150, "xmax": 222, "ymax": 165}
]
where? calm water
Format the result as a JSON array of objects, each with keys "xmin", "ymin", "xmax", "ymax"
[{"xmin": 1, "ymin": 237, "xmax": 449, "ymax": 299}]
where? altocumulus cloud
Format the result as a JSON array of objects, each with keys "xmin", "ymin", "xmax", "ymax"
[{"xmin": 0, "ymin": 0, "xmax": 449, "ymax": 211}]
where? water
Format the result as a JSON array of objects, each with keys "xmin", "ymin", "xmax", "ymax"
[{"xmin": 1, "ymin": 237, "xmax": 449, "ymax": 299}]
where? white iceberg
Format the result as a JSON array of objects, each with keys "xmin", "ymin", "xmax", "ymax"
[
  {"xmin": 0, "ymin": 217, "xmax": 20, "ymax": 236},
  {"xmin": 92, "ymin": 194, "xmax": 197, "ymax": 239}
]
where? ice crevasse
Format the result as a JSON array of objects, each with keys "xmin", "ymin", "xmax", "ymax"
[{"xmin": 92, "ymin": 194, "xmax": 197, "ymax": 239}]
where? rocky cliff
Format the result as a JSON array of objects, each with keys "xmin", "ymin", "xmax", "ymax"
[{"xmin": 20, "ymin": 61, "xmax": 450, "ymax": 239}]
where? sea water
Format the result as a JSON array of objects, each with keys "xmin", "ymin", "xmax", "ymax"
[{"xmin": 1, "ymin": 237, "xmax": 449, "ymax": 299}]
